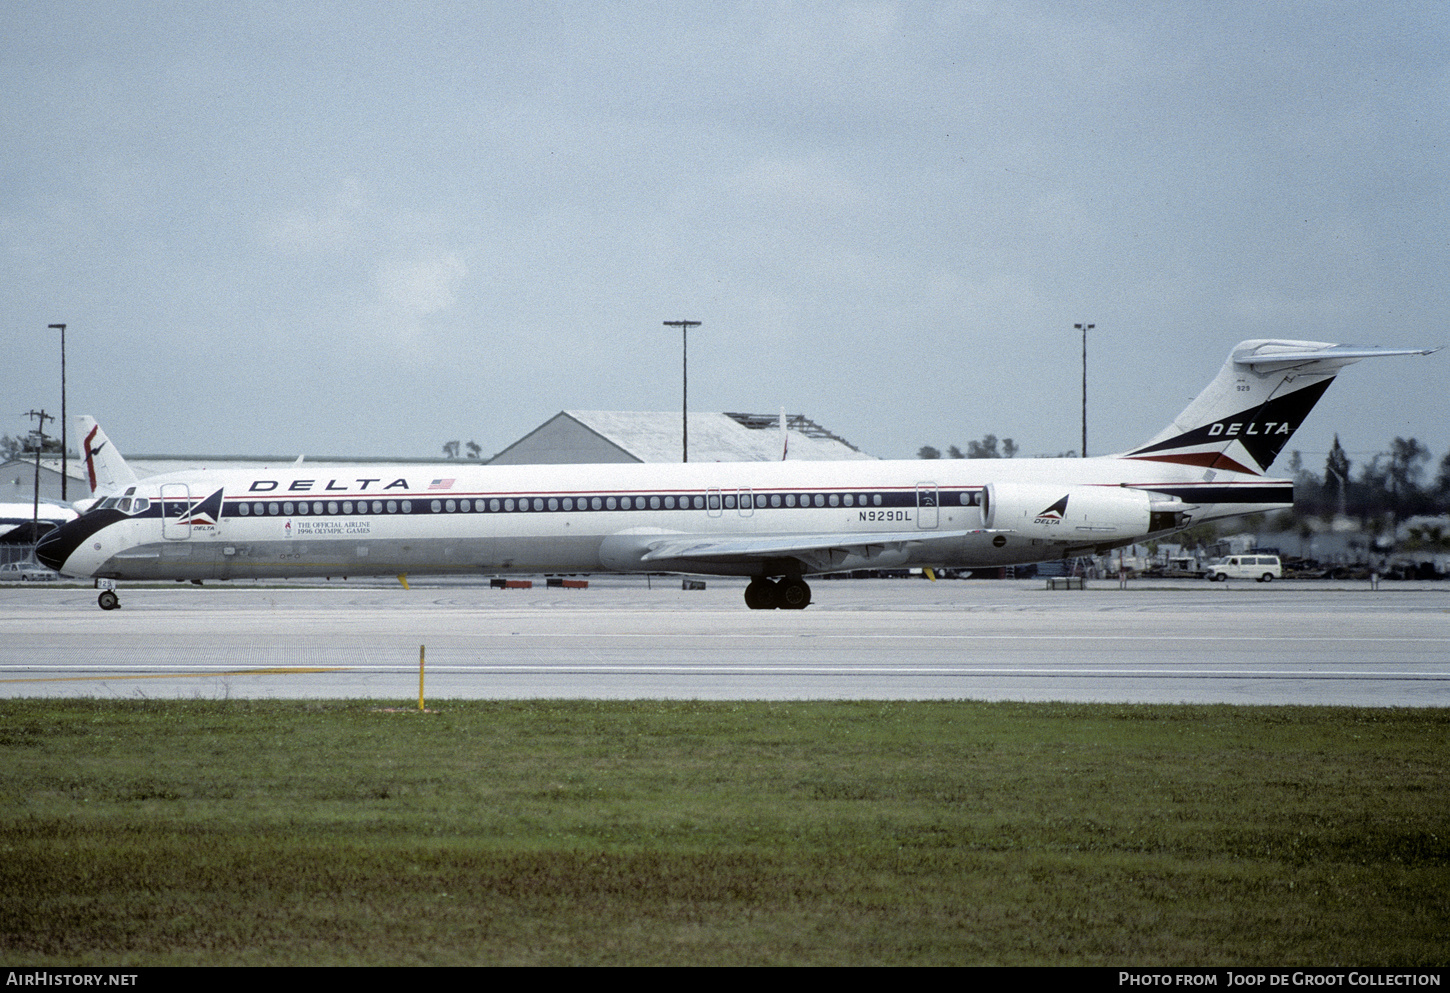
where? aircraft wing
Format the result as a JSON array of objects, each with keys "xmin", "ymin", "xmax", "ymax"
[{"xmin": 630, "ymin": 528, "xmax": 999, "ymax": 574}]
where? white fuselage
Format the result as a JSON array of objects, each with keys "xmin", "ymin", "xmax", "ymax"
[{"xmin": 41, "ymin": 455, "xmax": 1289, "ymax": 582}]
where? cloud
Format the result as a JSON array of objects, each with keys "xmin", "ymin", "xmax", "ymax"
[{"xmin": 376, "ymin": 252, "xmax": 468, "ymax": 315}]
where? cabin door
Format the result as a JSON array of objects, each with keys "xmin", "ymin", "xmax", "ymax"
[
  {"xmin": 161, "ymin": 483, "xmax": 192, "ymax": 540},
  {"xmin": 916, "ymin": 483, "xmax": 939, "ymax": 529}
]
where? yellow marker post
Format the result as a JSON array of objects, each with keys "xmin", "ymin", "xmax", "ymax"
[
  {"xmin": 924, "ymin": 567, "xmax": 937, "ymax": 582},
  {"xmin": 418, "ymin": 644, "xmax": 425, "ymax": 711},
  {"xmin": 397, "ymin": 573, "xmax": 410, "ymax": 590}
]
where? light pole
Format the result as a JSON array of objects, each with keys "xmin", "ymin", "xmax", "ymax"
[
  {"xmin": 663, "ymin": 320, "xmax": 701, "ymax": 462},
  {"xmin": 1074, "ymin": 323, "xmax": 1093, "ymax": 457},
  {"xmin": 48, "ymin": 324, "xmax": 66, "ymax": 499}
]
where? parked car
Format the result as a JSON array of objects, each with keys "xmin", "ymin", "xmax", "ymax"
[
  {"xmin": 1204, "ymin": 555, "xmax": 1282, "ymax": 583},
  {"xmin": 0, "ymin": 561, "xmax": 58, "ymax": 581}
]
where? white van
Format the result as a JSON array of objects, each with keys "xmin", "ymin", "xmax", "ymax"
[{"xmin": 1204, "ymin": 555, "xmax": 1282, "ymax": 583}]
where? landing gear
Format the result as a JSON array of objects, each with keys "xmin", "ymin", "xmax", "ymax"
[
  {"xmin": 97, "ymin": 589, "xmax": 120, "ymax": 610},
  {"xmin": 779, "ymin": 578, "xmax": 811, "ymax": 609},
  {"xmin": 744, "ymin": 576, "xmax": 811, "ymax": 610}
]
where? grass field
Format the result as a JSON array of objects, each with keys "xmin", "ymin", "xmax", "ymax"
[{"xmin": 0, "ymin": 699, "xmax": 1446, "ymax": 966}]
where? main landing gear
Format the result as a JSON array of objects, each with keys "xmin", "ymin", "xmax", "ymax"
[{"xmin": 744, "ymin": 576, "xmax": 811, "ymax": 610}]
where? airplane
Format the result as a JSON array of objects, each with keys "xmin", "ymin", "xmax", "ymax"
[
  {"xmin": 37, "ymin": 339, "xmax": 1438, "ymax": 611},
  {"xmin": 0, "ymin": 501, "xmax": 77, "ymax": 547}
]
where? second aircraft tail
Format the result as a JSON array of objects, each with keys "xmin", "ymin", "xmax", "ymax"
[{"xmin": 76, "ymin": 416, "xmax": 139, "ymax": 496}]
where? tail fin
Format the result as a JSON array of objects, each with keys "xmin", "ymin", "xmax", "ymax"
[
  {"xmin": 1122, "ymin": 340, "xmax": 1440, "ymax": 475},
  {"xmin": 75, "ymin": 416, "xmax": 139, "ymax": 495}
]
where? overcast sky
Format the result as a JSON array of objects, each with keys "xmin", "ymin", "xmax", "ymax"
[{"xmin": 5, "ymin": 1, "xmax": 1446, "ymax": 477}]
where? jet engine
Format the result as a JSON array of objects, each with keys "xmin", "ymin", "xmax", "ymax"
[{"xmin": 983, "ymin": 483, "xmax": 1189, "ymax": 542}]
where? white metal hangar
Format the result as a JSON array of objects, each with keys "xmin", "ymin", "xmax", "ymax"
[{"xmin": 487, "ymin": 411, "xmax": 874, "ymax": 465}]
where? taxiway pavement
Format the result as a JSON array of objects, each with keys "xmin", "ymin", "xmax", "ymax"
[{"xmin": 2, "ymin": 578, "xmax": 1447, "ymax": 704}]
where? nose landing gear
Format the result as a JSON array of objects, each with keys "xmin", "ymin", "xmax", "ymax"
[
  {"xmin": 97, "ymin": 589, "xmax": 120, "ymax": 610},
  {"xmin": 744, "ymin": 576, "xmax": 811, "ymax": 610}
]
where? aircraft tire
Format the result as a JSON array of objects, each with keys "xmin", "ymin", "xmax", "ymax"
[
  {"xmin": 98, "ymin": 590, "xmax": 120, "ymax": 611},
  {"xmin": 744, "ymin": 579, "xmax": 779, "ymax": 610},
  {"xmin": 779, "ymin": 578, "xmax": 811, "ymax": 610}
]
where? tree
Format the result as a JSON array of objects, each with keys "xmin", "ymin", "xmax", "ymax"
[
  {"xmin": 1386, "ymin": 437, "xmax": 1430, "ymax": 501},
  {"xmin": 965, "ymin": 434, "xmax": 1016, "ymax": 458},
  {"xmin": 465, "ymin": 441, "xmax": 481, "ymax": 460},
  {"xmin": 1436, "ymin": 450, "xmax": 1450, "ymax": 510},
  {"xmin": 1323, "ymin": 434, "xmax": 1351, "ymax": 519},
  {"xmin": 921, "ymin": 436, "xmax": 1020, "ymax": 460},
  {"xmin": 442, "ymin": 440, "xmax": 460, "ymax": 459}
]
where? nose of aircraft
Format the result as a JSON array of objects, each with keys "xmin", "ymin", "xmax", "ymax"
[
  {"xmin": 34, "ymin": 509, "xmax": 120, "ymax": 576},
  {"xmin": 34, "ymin": 528, "xmax": 68, "ymax": 572}
]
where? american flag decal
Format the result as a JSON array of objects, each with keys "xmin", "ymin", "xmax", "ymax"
[{"xmin": 429, "ymin": 479, "xmax": 455, "ymax": 490}]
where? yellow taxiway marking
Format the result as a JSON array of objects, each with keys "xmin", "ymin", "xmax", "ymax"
[{"xmin": 0, "ymin": 667, "xmax": 351, "ymax": 684}]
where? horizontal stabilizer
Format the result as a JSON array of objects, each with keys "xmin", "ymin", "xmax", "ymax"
[{"xmin": 1232, "ymin": 343, "xmax": 1441, "ymax": 366}]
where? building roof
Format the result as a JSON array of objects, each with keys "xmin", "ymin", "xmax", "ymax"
[{"xmin": 488, "ymin": 411, "xmax": 874, "ymax": 464}]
